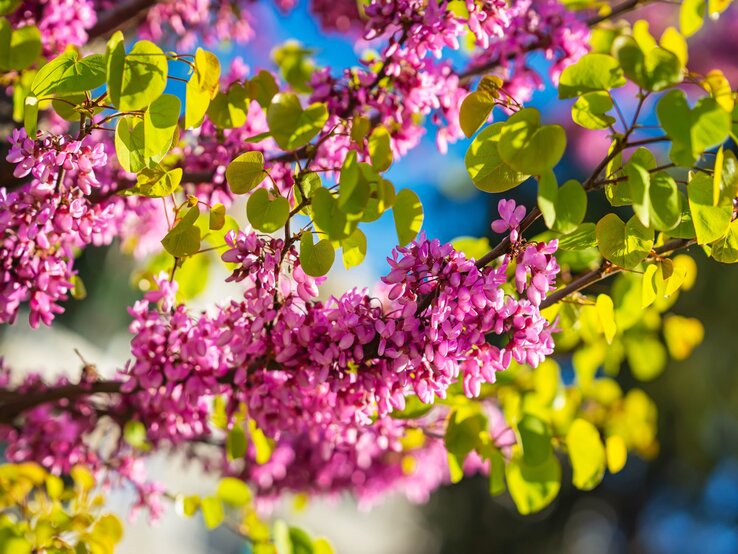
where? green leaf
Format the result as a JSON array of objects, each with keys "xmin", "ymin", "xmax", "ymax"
[
  {"xmin": 244, "ymin": 131, "xmax": 272, "ymax": 143},
  {"xmin": 0, "ymin": 0, "xmax": 22, "ymax": 16},
  {"xmin": 711, "ymin": 219, "xmax": 738, "ymax": 263},
  {"xmin": 247, "ymin": 188, "xmax": 289, "ymax": 233},
  {"xmin": 272, "ymin": 41, "xmax": 315, "ymax": 93},
  {"xmin": 267, "ymin": 93, "xmax": 328, "ymax": 150},
  {"xmin": 669, "ymin": 192, "xmax": 698, "ymax": 239},
  {"xmin": 143, "ymin": 93, "xmax": 180, "ymax": 163},
  {"xmin": 312, "ymin": 187, "xmax": 351, "ymax": 240},
  {"xmin": 518, "ymin": 414, "xmax": 552, "ymax": 466},
  {"xmin": 161, "ymin": 206, "xmax": 201, "ymax": 257},
  {"xmin": 45, "ymin": 474, "xmax": 63, "ymax": 500},
  {"xmin": 566, "ymin": 419, "xmax": 606, "ymax": 490},
  {"xmin": 249, "ymin": 420, "xmax": 273, "ymax": 464},
  {"xmin": 625, "ymin": 159, "xmax": 652, "ymax": 227},
  {"xmin": 596, "ymin": 214, "xmax": 654, "ymax": 269},
  {"xmin": 22, "ymin": 95, "xmax": 37, "ymax": 137},
  {"xmin": 71, "ymin": 465, "xmax": 95, "ymax": 492},
  {"xmin": 558, "ymin": 53, "xmax": 626, "ymax": 99},
  {"xmin": 123, "ymin": 420, "xmax": 149, "ymax": 451},
  {"xmin": 506, "ymin": 454, "xmax": 561, "ymax": 515},
  {"xmin": 216, "ymin": 477, "xmax": 252, "ymax": 507},
  {"xmin": 210, "ymin": 203, "xmax": 226, "ymax": 231},
  {"xmin": 226, "ymin": 426, "xmax": 247, "ymax": 461},
  {"xmin": 538, "ymin": 170, "xmax": 558, "ymax": 228},
  {"xmin": 338, "ymin": 153, "xmax": 372, "ymax": 217},
  {"xmin": 537, "ymin": 174, "xmax": 587, "ymax": 234},
  {"xmin": 660, "ymin": 26, "xmax": 688, "ymax": 68},
  {"xmin": 708, "ymin": 0, "xmax": 731, "ymax": 17},
  {"xmin": 451, "ymin": 236, "xmax": 492, "ymax": 260},
  {"xmin": 557, "ymin": 223, "xmax": 597, "ymax": 251},
  {"xmin": 108, "ymin": 40, "xmax": 168, "ymax": 111},
  {"xmin": 246, "ymin": 69, "xmax": 279, "ymax": 108},
  {"xmin": 648, "ymin": 172, "xmax": 681, "ymax": 231},
  {"xmin": 226, "ymin": 151, "xmax": 266, "ymax": 194},
  {"xmin": 368, "ymin": 126, "xmax": 392, "ymax": 172},
  {"xmin": 657, "ymin": 90, "xmax": 731, "ymax": 166},
  {"xmin": 596, "ymin": 293, "xmax": 617, "ymax": 344},
  {"xmin": 465, "ymin": 122, "xmax": 530, "ymax": 192},
  {"xmin": 393, "ymin": 188, "xmax": 424, "ymax": 246},
  {"xmin": 193, "ymin": 47, "xmax": 220, "ymax": 98},
  {"xmin": 488, "ymin": 449, "xmax": 506, "ymax": 496},
  {"xmin": 445, "ymin": 410, "xmax": 486, "ymax": 461},
  {"xmin": 12, "ymin": 68, "xmax": 34, "ymax": 122},
  {"xmin": 680, "ymin": 0, "xmax": 705, "ymax": 37},
  {"xmin": 126, "ymin": 167, "xmax": 183, "ymax": 197},
  {"xmin": 643, "ymin": 47, "xmax": 683, "ymax": 91},
  {"xmin": 51, "ymin": 92, "xmax": 89, "ymax": 121},
  {"xmin": 341, "ymin": 228, "xmax": 367, "ymax": 269},
  {"xmin": 177, "ymin": 495, "xmax": 200, "ymax": 518},
  {"xmin": 624, "ymin": 334, "xmax": 667, "ymax": 380},
  {"xmin": 351, "ymin": 115, "xmax": 371, "ymax": 142},
  {"xmin": 300, "ymin": 232, "xmax": 335, "ymax": 277},
  {"xmin": 208, "ymin": 82, "xmax": 249, "ymax": 129},
  {"xmin": 613, "ymin": 35, "xmax": 683, "ymax": 92},
  {"xmin": 185, "ymin": 48, "xmax": 221, "ymax": 128},
  {"xmin": 200, "ymin": 496, "xmax": 224, "ymax": 530},
  {"xmin": 688, "ymin": 171, "xmax": 733, "ymax": 244},
  {"xmin": 0, "ymin": 22, "xmax": 41, "ymax": 71},
  {"xmin": 32, "ymin": 51, "xmax": 106, "ymax": 96},
  {"xmin": 498, "ymin": 108, "xmax": 566, "ymax": 175},
  {"xmin": 459, "ymin": 90, "xmax": 496, "ymax": 137},
  {"xmin": 702, "ymin": 69, "xmax": 735, "ymax": 113},
  {"xmin": 572, "ymin": 91, "xmax": 616, "ymax": 130},
  {"xmin": 114, "ymin": 115, "xmax": 146, "ymax": 173}
]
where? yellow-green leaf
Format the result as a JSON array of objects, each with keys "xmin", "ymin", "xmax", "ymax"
[{"xmin": 566, "ymin": 419, "xmax": 606, "ymax": 490}]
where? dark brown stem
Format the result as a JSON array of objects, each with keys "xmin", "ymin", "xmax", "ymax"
[
  {"xmin": 587, "ymin": 0, "xmax": 646, "ymax": 26},
  {"xmin": 88, "ymin": 0, "xmax": 158, "ymax": 40},
  {"xmin": 539, "ymin": 238, "xmax": 695, "ymax": 309},
  {"xmin": 0, "ymin": 380, "xmax": 122, "ymax": 423}
]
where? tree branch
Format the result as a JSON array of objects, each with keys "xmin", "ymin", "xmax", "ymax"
[
  {"xmin": 88, "ymin": 0, "xmax": 158, "ymax": 40},
  {"xmin": 539, "ymin": 238, "xmax": 695, "ymax": 309}
]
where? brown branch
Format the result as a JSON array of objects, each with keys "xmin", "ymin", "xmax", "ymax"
[
  {"xmin": 0, "ymin": 380, "xmax": 122, "ymax": 424},
  {"xmin": 587, "ymin": 0, "xmax": 647, "ymax": 26},
  {"xmin": 539, "ymin": 238, "xmax": 695, "ymax": 309},
  {"xmin": 88, "ymin": 0, "xmax": 158, "ymax": 40}
]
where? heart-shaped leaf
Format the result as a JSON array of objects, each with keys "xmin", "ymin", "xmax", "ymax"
[
  {"xmin": 246, "ymin": 188, "xmax": 289, "ymax": 233},
  {"xmin": 108, "ymin": 39, "xmax": 168, "ymax": 112},
  {"xmin": 226, "ymin": 151, "xmax": 266, "ymax": 194},
  {"xmin": 498, "ymin": 108, "xmax": 567, "ymax": 175},
  {"xmin": 267, "ymin": 92, "xmax": 328, "ymax": 151},
  {"xmin": 300, "ymin": 232, "xmax": 335, "ymax": 277},
  {"xmin": 596, "ymin": 214, "xmax": 654, "ymax": 268},
  {"xmin": 688, "ymin": 171, "xmax": 733, "ymax": 244},
  {"xmin": 465, "ymin": 122, "xmax": 530, "ymax": 192},
  {"xmin": 393, "ymin": 188, "xmax": 424, "ymax": 246},
  {"xmin": 143, "ymin": 94, "xmax": 180, "ymax": 163},
  {"xmin": 558, "ymin": 53, "xmax": 626, "ymax": 99}
]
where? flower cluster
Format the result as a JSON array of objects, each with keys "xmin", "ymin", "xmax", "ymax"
[
  {"xmin": 309, "ymin": 0, "xmax": 587, "ymax": 166},
  {"xmin": 11, "ymin": 0, "xmax": 96, "ymax": 54},
  {"xmin": 1, "ymin": 130, "xmax": 114, "ymax": 328},
  {"xmin": 137, "ymin": 0, "xmax": 255, "ymax": 50},
  {"xmin": 469, "ymin": 0, "xmax": 590, "ymax": 102},
  {"xmin": 0, "ymin": 199, "xmax": 557, "ymax": 508},
  {"xmin": 131, "ymin": 201, "xmax": 555, "ymax": 499},
  {"xmin": 9, "ymin": 0, "xmax": 258, "ymax": 54}
]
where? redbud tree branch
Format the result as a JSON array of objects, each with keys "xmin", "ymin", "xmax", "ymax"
[{"xmin": 539, "ymin": 238, "xmax": 696, "ymax": 308}]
